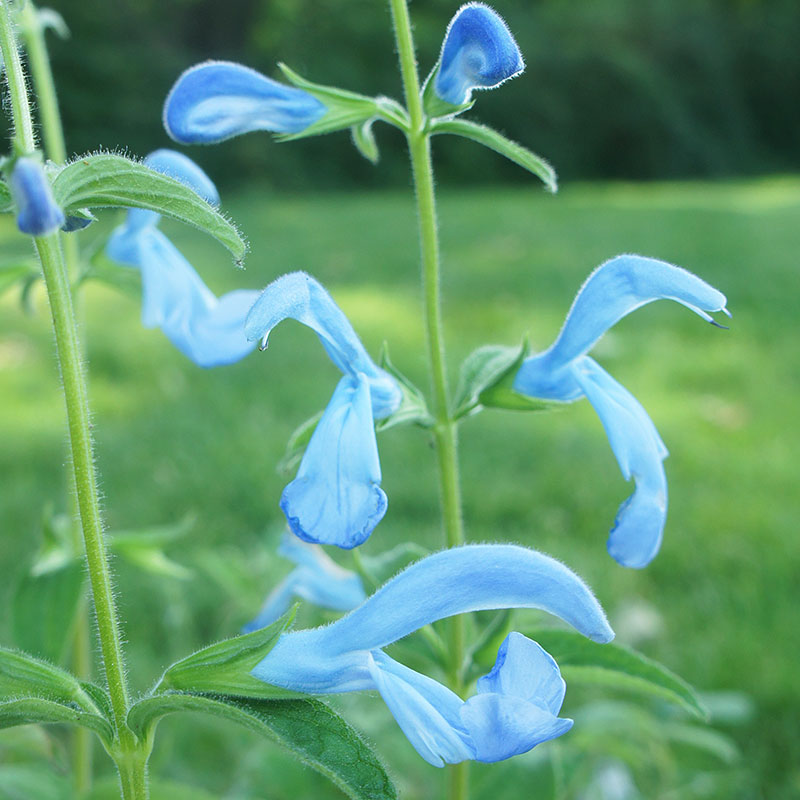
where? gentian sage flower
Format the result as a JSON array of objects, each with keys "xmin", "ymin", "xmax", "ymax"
[
  {"xmin": 243, "ymin": 536, "xmax": 366, "ymax": 632},
  {"xmin": 514, "ymin": 255, "xmax": 729, "ymax": 569},
  {"xmin": 106, "ymin": 149, "xmax": 258, "ymax": 367},
  {"xmin": 433, "ymin": 3, "xmax": 524, "ymax": 106},
  {"xmin": 163, "ymin": 61, "xmax": 327, "ymax": 144},
  {"xmin": 253, "ymin": 544, "xmax": 614, "ymax": 766},
  {"xmin": 10, "ymin": 156, "xmax": 65, "ymax": 236},
  {"xmin": 245, "ymin": 272, "xmax": 401, "ymax": 549}
]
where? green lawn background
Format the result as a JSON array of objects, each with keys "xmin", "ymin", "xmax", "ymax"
[{"xmin": 1, "ymin": 176, "xmax": 798, "ymax": 798}]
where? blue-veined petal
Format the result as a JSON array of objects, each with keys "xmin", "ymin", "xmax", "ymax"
[
  {"xmin": 11, "ymin": 157, "xmax": 65, "ymax": 236},
  {"xmin": 434, "ymin": 3, "xmax": 524, "ymax": 106},
  {"xmin": 245, "ymin": 271, "xmax": 401, "ymax": 417},
  {"xmin": 251, "ymin": 544, "xmax": 613, "ymax": 693},
  {"xmin": 164, "ymin": 60, "xmax": 327, "ymax": 144},
  {"xmin": 243, "ymin": 537, "xmax": 366, "ymax": 632},
  {"xmin": 281, "ymin": 374, "xmax": 387, "ymax": 548},
  {"xmin": 574, "ymin": 358, "xmax": 668, "ymax": 568}
]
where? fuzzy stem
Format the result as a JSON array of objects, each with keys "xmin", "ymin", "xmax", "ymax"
[{"xmin": 388, "ymin": 1, "xmax": 469, "ymax": 798}]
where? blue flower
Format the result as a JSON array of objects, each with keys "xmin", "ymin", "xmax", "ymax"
[
  {"xmin": 513, "ymin": 255, "xmax": 729, "ymax": 569},
  {"xmin": 243, "ymin": 536, "xmax": 366, "ymax": 632},
  {"xmin": 433, "ymin": 3, "xmax": 524, "ymax": 106},
  {"xmin": 10, "ymin": 156, "xmax": 65, "ymax": 236},
  {"xmin": 252, "ymin": 544, "xmax": 614, "ymax": 766},
  {"xmin": 106, "ymin": 149, "xmax": 258, "ymax": 367},
  {"xmin": 246, "ymin": 272, "xmax": 402, "ymax": 548},
  {"xmin": 163, "ymin": 61, "xmax": 327, "ymax": 145}
]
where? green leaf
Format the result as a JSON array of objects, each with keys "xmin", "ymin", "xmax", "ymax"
[
  {"xmin": 376, "ymin": 345, "xmax": 433, "ymax": 431},
  {"xmin": 153, "ymin": 608, "xmax": 300, "ymax": 700},
  {"xmin": 277, "ymin": 411, "xmax": 324, "ymax": 476},
  {"xmin": 452, "ymin": 341, "xmax": 553, "ymax": 418},
  {"xmin": 51, "ymin": 154, "xmax": 247, "ymax": 262},
  {"xmin": 0, "ymin": 648, "xmax": 97, "ymax": 712},
  {"xmin": 430, "ymin": 118, "xmax": 557, "ymax": 192},
  {"xmin": 357, "ymin": 543, "xmax": 428, "ymax": 594},
  {"xmin": 276, "ymin": 64, "xmax": 382, "ymax": 142},
  {"xmin": 10, "ymin": 562, "xmax": 85, "ymax": 665},
  {"xmin": 351, "ymin": 119, "xmax": 380, "ymax": 165},
  {"xmin": 527, "ymin": 628, "xmax": 708, "ymax": 719},
  {"xmin": 110, "ymin": 516, "xmax": 194, "ymax": 580},
  {"xmin": 128, "ymin": 694, "xmax": 397, "ymax": 800},
  {"xmin": 0, "ymin": 698, "xmax": 112, "ymax": 743}
]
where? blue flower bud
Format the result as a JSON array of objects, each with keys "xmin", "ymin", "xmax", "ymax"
[
  {"xmin": 434, "ymin": 3, "xmax": 524, "ymax": 106},
  {"xmin": 11, "ymin": 156, "xmax": 65, "ymax": 236},
  {"xmin": 164, "ymin": 61, "xmax": 327, "ymax": 144}
]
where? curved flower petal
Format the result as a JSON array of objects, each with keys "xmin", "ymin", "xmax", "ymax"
[
  {"xmin": 281, "ymin": 374, "xmax": 387, "ymax": 548},
  {"xmin": 164, "ymin": 60, "xmax": 327, "ymax": 144},
  {"xmin": 574, "ymin": 358, "xmax": 668, "ymax": 568},
  {"xmin": 434, "ymin": 3, "xmax": 524, "ymax": 106},
  {"xmin": 514, "ymin": 255, "xmax": 729, "ymax": 399},
  {"xmin": 11, "ymin": 157, "xmax": 65, "ymax": 236},
  {"xmin": 252, "ymin": 544, "xmax": 613, "ymax": 693},
  {"xmin": 245, "ymin": 271, "xmax": 401, "ymax": 417},
  {"xmin": 244, "ymin": 538, "xmax": 366, "ymax": 632}
]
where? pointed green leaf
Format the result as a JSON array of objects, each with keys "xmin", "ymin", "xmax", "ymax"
[
  {"xmin": 527, "ymin": 628, "xmax": 708, "ymax": 719},
  {"xmin": 110, "ymin": 516, "xmax": 193, "ymax": 580},
  {"xmin": 10, "ymin": 562, "xmax": 85, "ymax": 665},
  {"xmin": 376, "ymin": 345, "xmax": 433, "ymax": 431},
  {"xmin": 128, "ymin": 693, "xmax": 397, "ymax": 800},
  {"xmin": 0, "ymin": 698, "xmax": 112, "ymax": 742},
  {"xmin": 154, "ymin": 608, "xmax": 300, "ymax": 700},
  {"xmin": 453, "ymin": 341, "xmax": 553, "ymax": 418},
  {"xmin": 51, "ymin": 154, "xmax": 247, "ymax": 262},
  {"xmin": 430, "ymin": 118, "xmax": 557, "ymax": 191},
  {"xmin": 352, "ymin": 120, "xmax": 380, "ymax": 165}
]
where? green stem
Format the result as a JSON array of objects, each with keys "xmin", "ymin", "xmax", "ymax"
[
  {"xmin": 0, "ymin": 5, "xmax": 145, "ymax": 796},
  {"xmin": 18, "ymin": 6, "xmax": 93, "ymax": 790},
  {"xmin": 388, "ymin": 2, "xmax": 468, "ymax": 799}
]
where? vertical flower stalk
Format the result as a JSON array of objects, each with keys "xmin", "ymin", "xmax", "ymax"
[
  {"xmin": 388, "ymin": 1, "xmax": 467, "ymax": 797},
  {"xmin": 0, "ymin": 4, "xmax": 146, "ymax": 797}
]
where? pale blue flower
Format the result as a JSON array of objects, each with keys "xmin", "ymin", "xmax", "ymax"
[
  {"xmin": 106, "ymin": 149, "xmax": 258, "ymax": 367},
  {"xmin": 434, "ymin": 3, "xmax": 524, "ymax": 106},
  {"xmin": 163, "ymin": 61, "xmax": 327, "ymax": 144},
  {"xmin": 243, "ymin": 535, "xmax": 366, "ymax": 632},
  {"xmin": 10, "ymin": 156, "xmax": 65, "ymax": 236},
  {"xmin": 253, "ymin": 544, "xmax": 614, "ymax": 766},
  {"xmin": 245, "ymin": 272, "xmax": 402, "ymax": 548},
  {"xmin": 514, "ymin": 255, "xmax": 729, "ymax": 568}
]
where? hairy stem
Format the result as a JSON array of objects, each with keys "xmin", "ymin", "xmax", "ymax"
[{"xmin": 388, "ymin": 1, "xmax": 468, "ymax": 798}]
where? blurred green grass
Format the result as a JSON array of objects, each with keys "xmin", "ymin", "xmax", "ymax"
[{"xmin": 1, "ymin": 176, "xmax": 798, "ymax": 798}]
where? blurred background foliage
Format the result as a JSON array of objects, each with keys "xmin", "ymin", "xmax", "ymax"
[{"xmin": 11, "ymin": 0, "xmax": 800, "ymax": 189}]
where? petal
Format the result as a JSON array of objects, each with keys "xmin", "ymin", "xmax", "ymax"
[
  {"xmin": 368, "ymin": 651, "xmax": 473, "ymax": 767},
  {"xmin": 251, "ymin": 544, "xmax": 613, "ymax": 694},
  {"xmin": 434, "ymin": 3, "xmax": 524, "ymax": 106},
  {"xmin": 460, "ymin": 693, "xmax": 572, "ymax": 763},
  {"xmin": 514, "ymin": 255, "xmax": 728, "ymax": 398},
  {"xmin": 245, "ymin": 272, "xmax": 401, "ymax": 417},
  {"xmin": 164, "ymin": 60, "xmax": 327, "ymax": 144},
  {"xmin": 281, "ymin": 374, "xmax": 387, "ymax": 548},
  {"xmin": 11, "ymin": 157, "xmax": 65, "ymax": 236},
  {"xmin": 476, "ymin": 632, "xmax": 565, "ymax": 714},
  {"xmin": 573, "ymin": 358, "xmax": 668, "ymax": 568}
]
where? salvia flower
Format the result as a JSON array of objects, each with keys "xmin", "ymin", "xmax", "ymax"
[
  {"xmin": 106, "ymin": 149, "xmax": 258, "ymax": 367},
  {"xmin": 245, "ymin": 272, "xmax": 401, "ymax": 548},
  {"xmin": 433, "ymin": 3, "xmax": 524, "ymax": 106},
  {"xmin": 513, "ymin": 255, "xmax": 729, "ymax": 569},
  {"xmin": 253, "ymin": 544, "xmax": 614, "ymax": 766},
  {"xmin": 243, "ymin": 535, "xmax": 366, "ymax": 632},
  {"xmin": 10, "ymin": 156, "xmax": 65, "ymax": 236},
  {"xmin": 164, "ymin": 61, "xmax": 327, "ymax": 144}
]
